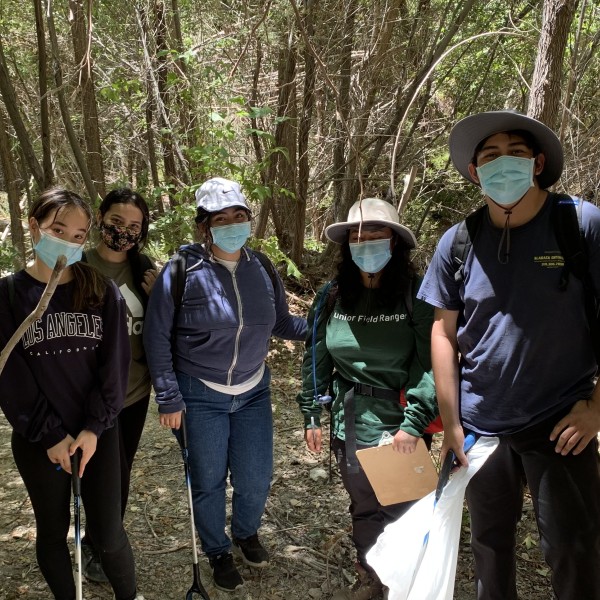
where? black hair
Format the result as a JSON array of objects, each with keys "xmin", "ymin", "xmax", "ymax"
[
  {"xmin": 98, "ymin": 188, "xmax": 152, "ymax": 302},
  {"xmin": 29, "ymin": 187, "xmax": 108, "ymax": 310},
  {"xmin": 471, "ymin": 129, "xmax": 541, "ymax": 166},
  {"xmin": 334, "ymin": 233, "xmax": 416, "ymax": 312}
]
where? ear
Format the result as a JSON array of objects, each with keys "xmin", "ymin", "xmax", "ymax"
[
  {"xmin": 533, "ymin": 153, "xmax": 546, "ymax": 178},
  {"xmin": 96, "ymin": 210, "xmax": 103, "ymax": 227},
  {"xmin": 467, "ymin": 163, "xmax": 481, "ymax": 185}
]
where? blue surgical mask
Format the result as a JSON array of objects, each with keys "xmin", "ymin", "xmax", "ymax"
[
  {"xmin": 349, "ymin": 239, "xmax": 392, "ymax": 273},
  {"xmin": 476, "ymin": 156, "xmax": 535, "ymax": 206},
  {"xmin": 34, "ymin": 230, "xmax": 83, "ymax": 268},
  {"xmin": 210, "ymin": 221, "xmax": 251, "ymax": 254}
]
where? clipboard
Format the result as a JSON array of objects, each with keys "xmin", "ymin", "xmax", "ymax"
[{"xmin": 356, "ymin": 438, "xmax": 437, "ymax": 505}]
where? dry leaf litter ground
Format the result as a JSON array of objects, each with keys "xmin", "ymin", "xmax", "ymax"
[{"xmin": 0, "ymin": 337, "xmax": 556, "ymax": 600}]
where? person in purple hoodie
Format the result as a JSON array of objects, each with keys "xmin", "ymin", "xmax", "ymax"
[
  {"xmin": 0, "ymin": 188, "xmax": 144, "ymax": 600},
  {"xmin": 144, "ymin": 177, "xmax": 307, "ymax": 592}
]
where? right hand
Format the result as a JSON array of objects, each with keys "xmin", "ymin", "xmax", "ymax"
[
  {"xmin": 304, "ymin": 426, "xmax": 322, "ymax": 453},
  {"xmin": 47, "ymin": 434, "xmax": 76, "ymax": 473},
  {"xmin": 441, "ymin": 424, "xmax": 468, "ymax": 469},
  {"xmin": 160, "ymin": 410, "xmax": 182, "ymax": 430}
]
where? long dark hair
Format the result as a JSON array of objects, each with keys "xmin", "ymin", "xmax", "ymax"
[
  {"xmin": 98, "ymin": 188, "xmax": 151, "ymax": 300},
  {"xmin": 29, "ymin": 188, "xmax": 108, "ymax": 310},
  {"xmin": 334, "ymin": 233, "xmax": 416, "ymax": 312}
]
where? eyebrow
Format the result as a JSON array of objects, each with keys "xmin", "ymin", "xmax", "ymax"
[{"xmin": 478, "ymin": 140, "xmax": 530, "ymax": 153}]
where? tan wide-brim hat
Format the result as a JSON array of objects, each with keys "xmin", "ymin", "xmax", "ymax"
[
  {"xmin": 449, "ymin": 110, "xmax": 564, "ymax": 190},
  {"xmin": 325, "ymin": 198, "xmax": 417, "ymax": 248}
]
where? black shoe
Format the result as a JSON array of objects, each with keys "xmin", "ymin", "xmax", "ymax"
[
  {"xmin": 232, "ymin": 534, "xmax": 269, "ymax": 568},
  {"xmin": 209, "ymin": 552, "xmax": 244, "ymax": 592},
  {"xmin": 81, "ymin": 541, "xmax": 109, "ymax": 583}
]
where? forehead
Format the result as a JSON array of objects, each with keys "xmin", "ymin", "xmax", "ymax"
[
  {"xmin": 478, "ymin": 132, "xmax": 530, "ymax": 151},
  {"xmin": 43, "ymin": 207, "xmax": 89, "ymax": 230},
  {"xmin": 105, "ymin": 203, "xmax": 143, "ymax": 222}
]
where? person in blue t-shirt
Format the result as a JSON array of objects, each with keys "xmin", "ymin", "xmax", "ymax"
[{"xmin": 418, "ymin": 111, "xmax": 600, "ymax": 600}]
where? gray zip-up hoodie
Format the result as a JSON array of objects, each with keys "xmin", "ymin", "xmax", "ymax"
[{"xmin": 144, "ymin": 244, "xmax": 306, "ymax": 413}]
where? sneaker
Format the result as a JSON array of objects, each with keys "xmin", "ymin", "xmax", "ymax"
[
  {"xmin": 232, "ymin": 534, "xmax": 269, "ymax": 567},
  {"xmin": 81, "ymin": 541, "xmax": 109, "ymax": 583},
  {"xmin": 209, "ymin": 552, "xmax": 244, "ymax": 592}
]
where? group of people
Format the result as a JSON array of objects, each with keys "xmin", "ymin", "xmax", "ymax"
[{"xmin": 0, "ymin": 109, "xmax": 598, "ymax": 600}]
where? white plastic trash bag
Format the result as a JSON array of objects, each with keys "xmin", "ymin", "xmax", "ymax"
[{"xmin": 366, "ymin": 436, "xmax": 499, "ymax": 600}]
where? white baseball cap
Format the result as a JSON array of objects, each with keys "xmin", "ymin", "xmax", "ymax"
[{"xmin": 195, "ymin": 177, "xmax": 251, "ymax": 213}]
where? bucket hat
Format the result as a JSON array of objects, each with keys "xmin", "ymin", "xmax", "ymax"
[
  {"xmin": 449, "ymin": 110, "xmax": 563, "ymax": 189},
  {"xmin": 195, "ymin": 177, "xmax": 251, "ymax": 213},
  {"xmin": 325, "ymin": 198, "xmax": 417, "ymax": 248}
]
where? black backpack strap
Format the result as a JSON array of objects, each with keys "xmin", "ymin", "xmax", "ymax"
[
  {"xmin": 404, "ymin": 277, "xmax": 414, "ymax": 324},
  {"xmin": 170, "ymin": 251, "xmax": 188, "ymax": 315},
  {"xmin": 6, "ymin": 273, "xmax": 15, "ymax": 312},
  {"xmin": 251, "ymin": 250, "xmax": 278, "ymax": 291},
  {"xmin": 551, "ymin": 193, "xmax": 587, "ymax": 289},
  {"xmin": 452, "ymin": 205, "xmax": 487, "ymax": 283},
  {"xmin": 139, "ymin": 253, "xmax": 154, "ymax": 273}
]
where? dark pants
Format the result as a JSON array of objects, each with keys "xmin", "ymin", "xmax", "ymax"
[
  {"xmin": 84, "ymin": 395, "xmax": 149, "ymax": 554},
  {"xmin": 12, "ymin": 425, "xmax": 137, "ymax": 600},
  {"xmin": 118, "ymin": 395, "xmax": 150, "ymax": 518},
  {"xmin": 466, "ymin": 412, "xmax": 600, "ymax": 600},
  {"xmin": 332, "ymin": 436, "xmax": 432, "ymax": 570}
]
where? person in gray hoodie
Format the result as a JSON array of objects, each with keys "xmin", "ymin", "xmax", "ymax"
[{"xmin": 144, "ymin": 177, "xmax": 306, "ymax": 592}]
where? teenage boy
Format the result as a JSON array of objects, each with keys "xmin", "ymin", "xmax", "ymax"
[{"xmin": 418, "ymin": 110, "xmax": 600, "ymax": 600}]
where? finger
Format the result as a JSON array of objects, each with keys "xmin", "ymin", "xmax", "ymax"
[
  {"xmin": 571, "ymin": 434, "xmax": 591, "ymax": 456},
  {"xmin": 549, "ymin": 419, "xmax": 567, "ymax": 441}
]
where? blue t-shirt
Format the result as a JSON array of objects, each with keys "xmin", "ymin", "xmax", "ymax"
[{"xmin": 418, "ymin": 195, "xmax": 600, "ymax": 435}]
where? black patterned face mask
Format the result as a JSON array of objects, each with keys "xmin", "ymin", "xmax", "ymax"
[{"xmin": 99, "ymin": 222, "xmax": 141, "ymax": 252}]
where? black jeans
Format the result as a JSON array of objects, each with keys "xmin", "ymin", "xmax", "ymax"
[
  {"xmin": 12, "ymin": 424, "xmax": 137, "ymax": 600},
  {"xmin": 466, "ymin": 410, "xmax": 600, "ymax": 600},
  {"xmin": 332, "ymin": 435, "xmax": 432, "ymax": 570}
]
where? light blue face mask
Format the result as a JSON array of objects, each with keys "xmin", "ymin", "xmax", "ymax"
[
  {"xmin": 349, "ymin": 238, "xmax": 392, "ymax": 274},
  {"xmin": 210, "ymin": 221, "xmax": 251, "ymax": 254},
  {"xmin": 476, "ymin": 156, "xmax": 535, "ymax": 206},
  {"xmin": 34, "ymin": 230, "xmax": 83, "ymax": 269}
]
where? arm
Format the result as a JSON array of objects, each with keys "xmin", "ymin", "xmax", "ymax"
[
  {"xmin": 0, "ymin": 279, "xmax": 69, "ymax": 449},
  {"xmin": 431, "ymin": 307, "xmax": 468, "ymax": 467},
  {"xmin": 84, "ymin": 281, "xmax": 131, "ymax": 436},
  {"xmin": 296, "ymin": 286, "xmax": 335, "ymax": 452},
  {"xmin": 143, "ymin": 261, "xmax": 186, "ymax": 415},
  {"xmin": 270, "ymin": 268, "xmax": 307, "ymax": 341}
]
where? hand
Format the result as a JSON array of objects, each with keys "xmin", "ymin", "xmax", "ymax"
[
  {"xmin": 160, "ymin": 410, "xmax": 182, "ymax": 430},
  {"xmin": 141, "ymin": 268, "xmax": 158, "ymax": 295},
  {"xmin": 392, "ymin": 430, "xmax": 419, "ymax": 454},
  {"xmin": 47, "ymin": 434, "xmax": 76, "ymax": 473},
  {"xmin": 441, "ymin": 424, "xmax": 468, "ymax": 469},
  {"xmin": 304, "ymin": 426, "xmax": 322, "ymax": 453},
  {"xmin": 69, "ymin": 430, "xmax": 98, "ymax": 477},
  {"xmin": 550, "ymin": 399, "xmax": 600, "ymax": 455}
]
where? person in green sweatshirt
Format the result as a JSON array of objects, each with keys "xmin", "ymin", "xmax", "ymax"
[{"xmin": 297, "ymin": 198, "xmax": 438, "ymax": 600}]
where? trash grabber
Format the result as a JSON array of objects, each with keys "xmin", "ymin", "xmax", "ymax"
[
  {"xmin": 179, "ymin": 417, "xmax": 211, "ymax": 600},
  {"xmin": 71, "ymin": 450, "xmax": 83, "ymax": 600}
]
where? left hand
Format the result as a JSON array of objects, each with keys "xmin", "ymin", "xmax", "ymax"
[
  {"xmin": 550, "ymin": 399, "xmax": 600, "ymax": 455},
  {"xmin": 142, "ymin": 268, "xmax": 158, "ymax": 295},
  {"xmin": 69, "ymin": 430, "xmax": 98, "ymax": 477},
  {"xmin": 392, "ymin": 430, "xmax": 419, "ymax": 454}
]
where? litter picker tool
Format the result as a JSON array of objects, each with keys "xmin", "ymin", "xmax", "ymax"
[
  {"xmin": 71, "ymin": 450, "xmax": 83, "ymax": 600},
  {"xmin": 179, "ymin": 417, "xmax": 211, "ymax": 600}
]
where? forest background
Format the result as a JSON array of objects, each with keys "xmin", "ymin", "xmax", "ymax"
[{"xmin": 0, "ymin": 0, "xmax": 597, "ymax": 278}]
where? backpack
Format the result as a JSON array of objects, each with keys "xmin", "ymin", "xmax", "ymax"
[{"xmin": 451, "ymin": 193, "xmax": 600, "ymax": 366}]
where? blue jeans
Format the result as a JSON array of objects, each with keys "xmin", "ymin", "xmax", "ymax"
[{"xmin": 177, "ymin": 367, "xmax": 273, "ymax": 557}]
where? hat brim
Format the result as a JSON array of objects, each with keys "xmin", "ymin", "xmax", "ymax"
[
  {"xmin": 325, "ymin": 219, "xmax": 417, "ymax": 248},
  {"xmin": 449, "ymin": 111, "xmax": 564, "ymax": 189}
]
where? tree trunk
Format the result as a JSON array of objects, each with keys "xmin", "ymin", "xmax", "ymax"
[
  {"xmin": 0, "ymin": 36, "xmax": 45, "ymax": 190},
  {"xmin": 154, "ymin": 0, "xmax": 178, "ymax": 205},
  {"xmin": 0, "ymin": 109, "xmax": 26, "ymax": 270},
  {"xmin": 46, "ymin": 0, "xmax": 99, "ymax": 202},
  {"xmin": 528, "ymin": 0, "xmax": 579, "ymax": 127},
  {"xmin": 33, "ymin": 0, "xmax": 53, "ymax": 188},
  {"xmin": 68, "ymin": 0, "xmax": 106, "ymax": 198}
]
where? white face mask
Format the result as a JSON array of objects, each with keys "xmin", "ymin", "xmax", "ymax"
[
  {"xmin": 34, "ymin": 230, "xmax": 83, "ymax": 268},
  {"xmin": 476, "ymin": 156, "xmax": 535, "ymax": 206}
]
